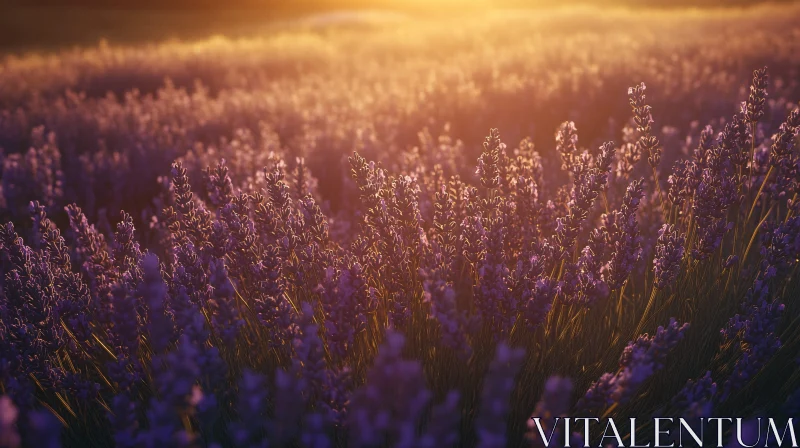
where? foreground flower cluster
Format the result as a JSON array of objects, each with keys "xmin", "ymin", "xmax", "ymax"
[{"xmin": 1, "ymin": 7, "xmax": 800, "ymax": 447}]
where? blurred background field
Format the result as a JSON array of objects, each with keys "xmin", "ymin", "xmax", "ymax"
[
  {"xmin": 2, "ymin": 0, "xmax": 797, "ymax": 52},
  {"xmin": 1, "ymin": 1, "xmax": 800, "ymax": 446},
  {"xmin": 2, "ymin": 2, "xmax": 800, "ymax": 218}
]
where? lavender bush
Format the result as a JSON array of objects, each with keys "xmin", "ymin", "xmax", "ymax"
[{"xmin": 1, "ymin": 5, "xmax": 799, "ymax": 447}]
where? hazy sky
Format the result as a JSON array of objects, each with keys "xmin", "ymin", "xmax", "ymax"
[
  {"xmin": 3, "ymin": 0, "xmax": 794, "ymax": 52},
  {"xmin": 8, "ymin": 0, "xmax": 790, "ymax": 10}
]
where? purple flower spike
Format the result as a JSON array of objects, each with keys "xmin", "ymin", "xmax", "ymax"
[
  {"xmin": 579, "ymin": 319, "xmax": 689, "ymax": 413},
  {"xmin": 208, "ymin": 258, "xmax": 243, "ymax": 345},
  {"xmin": 628, "ymin": 82, "xmax": 661, "ymax": 168},
  {"xmin": 527, "ymin": 377, "xmax": 586, "ymax": 448},
  {"xmin": 653, "ymin": 224, "xmax": 685, "ymax": 289},
  {"xmin": 348, "ymin": 331, "xmax": 457, "ymax": 448},
  {"xmin": 519, "ymin": 276, "xmax": 558, "ymax": 331},
  {"xmin": 423, "ymin": 268, "xmax": 474, "ymax": 359},
  {"xmin": 109, "ymin": 394, "xmax": 139, "ymax": 448},
  {"xmin": 556, "ymin": 121, "xmax": 579, "ymax": 175},
  {"xmin": 316, "ymin": 263, "xmax": 375, "ymax": 359},
  {"xmin": 555, "ymin": 141, "xmax": 615, "ymax": 259},
  {"xmin": 477, "ymin": 128, "xmax": 504, "ymax": 189},
  {"xmin": 0, "ymin": 396, "xmax": 21, "ymax": 448},
  {"xmin": 604, "ymin": 179, "xmax": 645, "ymax": 290},
  {"xmin": 671, "ymin": 371, "xmax": 716, "ymax": 418},
  {"xmin": 138, "ymin": 254, "xmax": 174, "ymax": 354},
  {"xmin": 475, "ymin": 343, "xmax": 526, "ymax": 448},
  {"xmin": 231, "ymin": 370, "xmax": 269, "ymax": 447},
  {"xmin": 745, "ymin": 67, "xmax": 769, "ymax": 123},
  {"xmin": 25, "ymin": 408, "xmax": 62, "ymax": 448}
]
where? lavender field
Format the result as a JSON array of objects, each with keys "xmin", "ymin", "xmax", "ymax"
[{"xmin": 1, "ymin": 4, "xmax": 799, "ymax": 447}]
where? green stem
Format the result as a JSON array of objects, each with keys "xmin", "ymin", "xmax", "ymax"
[{"xmin": 746, "ymin": 165, "xmax": 773, "ymax": 225}]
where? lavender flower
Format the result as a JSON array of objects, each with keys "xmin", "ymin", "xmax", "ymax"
[
  {"xmin": 720, "ymin": 286, "xmax": 784, "ymax": 401},
  {"xmin": 268, "ymin": 369, "xmax": 309, "ymax": 446},
  {"xmin": 112, "ymin": 211, "xmax": 142, "ymax": 285},
  {"xmin": 348, "ymin": 331, "xmax": 444, "ymax": 448},
  {"xmin": 561, "ymin": 230, "xmax": 610, "ymax": 307},
  {"xmin": 205, "ymin": 158, "xmax": 234, "ymax": 208},
  {"xmin": 628, "ymin": 83, "xmax": 661, "ymax": 168},
  {"xmin": 230, "ymin": 370, "xmax": 269, "ymax": 447},
  {"xmin": 432, "ymin": 183, "xmax": 459, "ymax": 268},
  {"xmin": 165, "ymin": 161, "xmax": 213, "ymax": 246},
  {"xmin": 477, "ymin": 128, "xmax": 504, "ymax": 189},
  {"xmin": 554, "ymin": 142, "xmax": 615, "ymax": 258},
  {"xmin": 518, "ymin": 274, "xmax": 558, "ymax": 331},
  {"xmin": 578, "ymin": 319, "xmax": 689, "ymax": 413},
  {"xmin": 207, "ymin": 258, "xmax": 243, "ymax": 345},
  {"xmin": 671, "ymin": 371, "xmax": 716, "ymax": 418},
  {"xmin": 417, "ymin": 391, "xmax": 461, "ymax": 448},
  {"xmin": 291, "ymin": 303, "xmax": 328, "ymax": 401},
  {"xmin": 65, "ymin": 204, "xmax": 115, "ymax": 310},
  {"xmin": 760, "ymin": 215, "xmax": 800, "ymax": 278},
  {"xmin": 767, "ymin": 109, "xmax": 800, "ymax": 200},
  {"xmin": 461, "ymin": 214, "xmax": 486, "ymax": 265},
  {"xmin": 137, "ymin": 254, "xmax": 174, "ymax": 354},
  {"xmin": 653, "ymin": 224, "xmax": 685, "ymax": 289},
  {"xmin": 139, "ymin": 334, "xmax": 206, "ymax": 446},
  {"xmin": 745, "ymin": 67, "xmax": 769, "ymax": 123},
  {"xmin": 25, "ymin": 409, "xmax": 62, "ymax": 448},
  {"xmin": 110, "ymin": 284, "xmax": 140, "ymax": 356},
  {"xmin": 316, "ymin": 263, "xmax": 375, "ymax": 359},
  {"xmin": 108, "ymin": 394, "xmax": 139, "ymax": 448},
  {"xmin": 691, "ymin": 143, "xmax": 739, "ymax": 260},
  {"xmin": 1, "ymin": 127, "xmax": 63, "ymax": 222},
  {"xmin": 603, "ymin": 179, "xmax": 645, "ymax": 290},
  {"xmin": 555, "ymin": 121, "xmax": 579, "ymax": 175},
  {"xmin": 527, "ymin": 377, "xmax": 585, "ymax": 448},
  {"xmin": 475, "ymin": 343, "xmax": 526, "ymax": 448},
  {"xmin": 667, "ymin": 160, "xmax": 690, "ymax": 207},
  {"xmin": 0, "ymin": 397, "xmax": 21, "ymax": 448},
  {"xmin": 422, "ymin": 264, "xmax": 474, "ymax": 358},
  {"xmin": 723, "ymin": 255, "xmax": 739, "ymax": 269},
  {"xmin": 475, "ymin": 215, "xmax": 515, "ymax": 339},
  {"xmin": 251, "ymin": 245, "xmax": 300, "ymax": 349}
]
